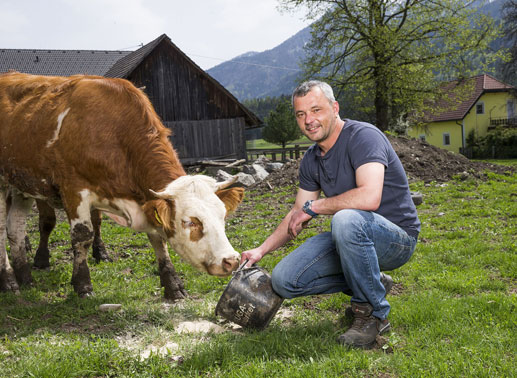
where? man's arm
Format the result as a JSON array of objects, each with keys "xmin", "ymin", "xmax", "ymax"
[
  {"xmin": 241, "ymin": 162, "xmax": 385, "ymax": 266},
  {"xmin": 241, "ymin": 188, "xmax": 319, "ymax": 266},
  {"xmin": 310, "ymin": 162, "xmax": 385, "ymax": 215}
]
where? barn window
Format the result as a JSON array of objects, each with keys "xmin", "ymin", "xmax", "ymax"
[
  {"xmin": 476, "ymin": 102, "xmax": 484, "ymax": 114},
  {"xmin": 443, "ymin": 133, "xmax": 451, "ymax": 146}
]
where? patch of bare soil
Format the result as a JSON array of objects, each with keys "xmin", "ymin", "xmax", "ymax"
[
  {"xmin": 386, "ymin": 135, "xmax": 514, "ymax": 183},
  {"xmin": 254, "ymin": 135, "xmax": 515, "ymax": 191}
]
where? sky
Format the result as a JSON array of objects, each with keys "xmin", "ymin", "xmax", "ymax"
[{"xmin": 0, "ymin": 0, "xmax": 312, "ymax": 70}]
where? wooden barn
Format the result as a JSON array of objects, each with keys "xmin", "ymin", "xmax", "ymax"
[{"xmin": 0, "ymin": 34, "xmax": 260, "ymax": 164}]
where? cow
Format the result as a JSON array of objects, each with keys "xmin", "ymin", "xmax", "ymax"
[
  {"xmin": 0, "ymin": 72, "xmax": 244, "ymax": 300},
  {"xmin": 6, "ymin": 193, "xmax": 111, "ymax": 270},
  {"xmin": 33, "ymin": 201, "xmax": 110, "ymax": 269}
]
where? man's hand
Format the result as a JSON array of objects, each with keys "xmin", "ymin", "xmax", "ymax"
[
  {"xmin": 288, "ymin": 209, "xmax": 313, "ymax": 238},
  {"xmin": 240, "ymin": 247, "xmax": 265, "ymax": 267}
]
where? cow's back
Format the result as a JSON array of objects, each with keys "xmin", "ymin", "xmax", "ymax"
[{"xmin": 0, "ymin": 72, "xmax": 184, "ymax": 204}]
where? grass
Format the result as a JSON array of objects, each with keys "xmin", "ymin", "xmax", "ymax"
[
  {"xmin": 246, "ymin": 137, "xmax": 312, "ymax": 150},
  {"xmin": 0, "ymin": 165, "xmax": 516, "ymax": 377}
]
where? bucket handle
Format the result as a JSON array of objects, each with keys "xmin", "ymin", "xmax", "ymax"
[{"xmin": 234, "ymin": 259, "xmax": 256, "ymax": 275}]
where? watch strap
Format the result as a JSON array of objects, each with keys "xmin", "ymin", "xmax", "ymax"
[{"xmin": 303, "ymin": 200, "xmax": 318, "ymax": 218}]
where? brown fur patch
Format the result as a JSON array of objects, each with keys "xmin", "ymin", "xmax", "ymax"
[
  {"xmin": 184, "ymin": 217, "xmax": 204, "ymax": 242},
  {"xmin": 0, "ymin": 72, "xmax": 186, "ymax": 210},
  {"xmin": 216, "ymin": 187, "xmax": 244, "ymax": 216},
  {"xmin": 143, "ymin": 199, "xmax": 176, "ymax": 237}
]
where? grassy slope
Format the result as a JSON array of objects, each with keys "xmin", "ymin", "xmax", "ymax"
[{"xmin": 0, "ymin": 167, "xmax": 515, "ymax": 377}]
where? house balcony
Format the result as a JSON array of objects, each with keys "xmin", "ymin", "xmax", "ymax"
[{"xmin": 489, "ymin": 117, "xmax": 517, "ymax": 129}]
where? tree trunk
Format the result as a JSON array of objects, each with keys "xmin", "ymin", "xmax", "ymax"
[{"xmin": 374, "ymin": 72, "xmax": 390, "ymax": 132}]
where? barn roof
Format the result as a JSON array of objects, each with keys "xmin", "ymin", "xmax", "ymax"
[
  {"xmin": 105, "ymin": 34, "xmax": 261, "ymax": 126},
  {"xmin": 427, "ymin": 74, "xmax": 514, "ymax": 122},
  {"xmin": 0, "ymin": 34, "xmax": 260, "ymax": 126},
  {"xmin": 0, "ymin": 48, "xmax": 131, "ymax": 76},
  {"xmin": 104, "ymin": 34, "xmax": 166, "ymax": 78}
]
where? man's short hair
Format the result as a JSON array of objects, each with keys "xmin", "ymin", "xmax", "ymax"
[{"xmin": 292, "ymin": 80, "xmax": 336, "ymax": 107}]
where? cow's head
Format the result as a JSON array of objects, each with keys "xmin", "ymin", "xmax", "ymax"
[{"xmin": 143, "ymin": 175, "xmax": 244, "ymax": 276}]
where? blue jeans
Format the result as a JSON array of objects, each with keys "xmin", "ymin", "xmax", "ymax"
[{"xmin": 271, "ymin": 209, "xmax": 417, "ymax": 320}]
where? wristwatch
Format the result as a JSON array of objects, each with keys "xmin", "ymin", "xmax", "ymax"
[{"xmin": 302, "ymin": 200, "xmax": 318, "ymax": 218}]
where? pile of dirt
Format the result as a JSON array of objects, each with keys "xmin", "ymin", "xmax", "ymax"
[
  {"xmin": 386, "ymin": 135, "xmax": 513, "ymax": 183},
  {"xmin": 255, "ymin": 135, "xmax": 514, "ymax": 190}
]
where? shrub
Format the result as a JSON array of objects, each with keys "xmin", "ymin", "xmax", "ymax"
[{"xmin": 466, "ymin": 127, "xmax": 517, "ymax": 158}]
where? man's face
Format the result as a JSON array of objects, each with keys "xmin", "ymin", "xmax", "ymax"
[{"xmin": 293, "ymin": 87, "xmax": 339, "ymax": 144}]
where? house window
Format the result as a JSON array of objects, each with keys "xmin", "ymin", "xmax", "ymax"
[
  {"xmin": 443, "ymin": 133, "xmax": 450, "ymax": 146},
  {"xmin": 419, "ymin": 135, "xmax": 426, "ymax": 142},
  {"xmin": 476, "ymin": 102, "xmax": 484, "ymax": 114}
]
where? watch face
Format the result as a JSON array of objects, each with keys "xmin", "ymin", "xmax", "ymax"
[{"xmin": 302, "ymin": 200, "xmax": 317, "ymax": 217}]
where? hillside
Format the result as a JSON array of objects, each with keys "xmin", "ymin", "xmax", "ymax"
[
  {"xmin": 208, "ymin": 0, "xmax": 507, "ymax": 101},
  {"xmin": 207, "ymin": 26, "xmax": 311, "ymax": 100}
]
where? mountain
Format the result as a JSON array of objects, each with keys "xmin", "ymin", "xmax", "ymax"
[
  {"xmin": 207, "ymin": 26, "xmax": 311, "ymax": 101},
  {"xmin": 479, "ymin": 0, "xmax": 505, "ymax": 18},
  {"xmin": 208, "ymin": 0, "xmax": 507, "ymax": 101}
]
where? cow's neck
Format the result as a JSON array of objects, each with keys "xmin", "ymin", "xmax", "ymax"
[{"xmin": 130, "ymin": 139, "xmax": 187, "ymax": 200}]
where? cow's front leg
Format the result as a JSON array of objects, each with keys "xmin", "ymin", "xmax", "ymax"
[
  {"xmin": 33, "ymin": 200, "xmax": 56, "ymax": 269},
  {"xmin": 66, "ymin": 193, "xmax": 94, "ymax": 297},
  {"xmin": 6, "ymin": 190, "xmax": 33, "ymax": 285},
  {"xmin": 91, "ymin": 209, "xmax": 110, "ymax": 263},
  {"xmin": 0, "ymin": 187, "xmax": 19, "ymax": 293},
  {"xmin": 0, "ymin": 245, "xmax": 19, "ymax": 293},
  {"xmin": 147, "ymin": 232, "xmax": 187, "ymax": 301}
]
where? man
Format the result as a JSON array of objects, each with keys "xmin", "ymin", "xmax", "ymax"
[{"xmin": 241, "ymin": 80, "xmax": 420, "ymax": 349}]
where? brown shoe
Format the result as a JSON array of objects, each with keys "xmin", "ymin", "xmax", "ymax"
[
  {"xmin": 344, "ymin": 273, "xmax": 393, "ymax": 319},
  {"xmin": 337, "ymin": 302, "xmax": 390, "ymax": 349}
]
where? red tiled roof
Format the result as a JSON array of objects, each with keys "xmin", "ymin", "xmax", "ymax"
[{"xmin": 426, "ymin": 74, "xmax": 514, "ymax": 122}]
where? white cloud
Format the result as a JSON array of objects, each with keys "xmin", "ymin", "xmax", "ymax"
[{"xmin": 0, "ymin": 0, "xmax": 310, "ymax": 69}]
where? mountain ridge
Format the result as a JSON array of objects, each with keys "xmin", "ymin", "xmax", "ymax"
[
  {"xmin": 207, "ymin": 26, "xmax": 311, "ymax": 100},
  {"xmin": 207, "ymin": 0, "xmax": 506, "ymax": 101}
]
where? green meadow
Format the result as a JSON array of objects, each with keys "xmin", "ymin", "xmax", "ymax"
[{"xmin": 0, "ymin": 162, "xmax": 515, "ymax": 377}]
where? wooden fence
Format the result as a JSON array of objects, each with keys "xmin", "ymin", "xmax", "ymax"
[{"xmin": 247, "ymin": 145, "xmax": 310, "ymax": 162}]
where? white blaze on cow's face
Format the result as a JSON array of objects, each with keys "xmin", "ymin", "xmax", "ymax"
[{"xmin": 150, "ymin": 175, "xmax": 242, "ymax": 277}]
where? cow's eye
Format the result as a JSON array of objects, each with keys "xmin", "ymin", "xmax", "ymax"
[
  {"xmin": 182, "ymin": 220, "xmax": 195, "ymax": 228},
  {"xmin": 182, "ymin": 217, "xmax": 204, "ymax": 241}
]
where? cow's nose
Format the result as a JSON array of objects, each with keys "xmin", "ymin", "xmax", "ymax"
[{"xmin": 222, "ymin": 256, "xmax": 240, "ymax": 273}]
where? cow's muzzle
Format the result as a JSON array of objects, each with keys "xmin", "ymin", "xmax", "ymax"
[{"xmin": 206, "ymin": 256, "xmax": 240, "ymax": 277}]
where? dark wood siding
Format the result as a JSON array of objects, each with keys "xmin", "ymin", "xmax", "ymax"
[
  {"xmin": 165, "ymin": 118, "xmax": 246, "ymax": 165},
  {"xmin": 128, "ymin": 41, "xmax": 245, "ymax": 123},
  {"xmin": 126, "ymin": 39, "xmax": 251, "ymax": 163}
]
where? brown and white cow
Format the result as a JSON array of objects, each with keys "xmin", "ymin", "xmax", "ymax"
[
  {"xmin": 32, "ymin": 201, "xmax": 110, "ymax": 269},
  {"xmin": 0, "ymin": 72, "xmax": 243, "ymax": 300},
  {"xmin": 6, "ymin": 194, "xmax": 111, "ymax": 270}
]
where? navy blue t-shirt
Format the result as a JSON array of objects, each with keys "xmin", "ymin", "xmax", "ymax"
[{"xmin": 299, "ymin": 119, "xmax": 420, "ymax": 238}]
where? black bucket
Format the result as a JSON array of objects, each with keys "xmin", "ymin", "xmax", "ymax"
[{"xmin": 215, "ymin": 261, "xmax": 284, "ymax": 329}]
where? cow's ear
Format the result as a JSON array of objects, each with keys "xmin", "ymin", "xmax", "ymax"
[
  {"xmin": 216, "ymin": 187, "xmax": 244, "ymax": 214},
  {"xmin": 143, "ymin": 199, "xmax": 176, "ymax": 236}
]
